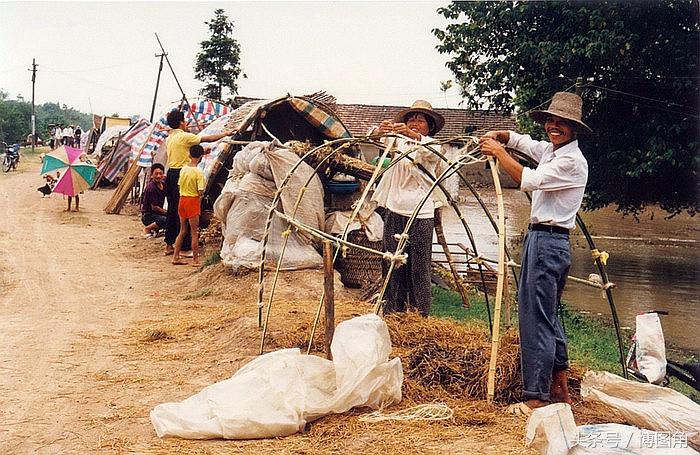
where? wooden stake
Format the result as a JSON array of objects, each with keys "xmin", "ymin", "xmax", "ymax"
[
  {"xmin": 104, "ymin": 125, "xmax": 155, "ymax": 214},
  {"xmin": 323, "ymin": 240, "xmax": 335, "ymax": 360},
  {"xmin": 486, "ymin": 157, "xmax": 506, "ymax": 405},
  {"xmin": 434, "ymin": 208, "xmax": 471, "ymax": 308}
]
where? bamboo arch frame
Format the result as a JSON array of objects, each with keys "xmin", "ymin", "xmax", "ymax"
[
  {"xmin": 247, "ymin": 133, "xmax": 626, "ymax": 391},
  {"xmin": 255, "ymin": 136, "xmax": 506, "ymax": 352}
]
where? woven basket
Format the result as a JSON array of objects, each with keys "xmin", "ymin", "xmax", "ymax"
[{"xmin": 336, "ymin": 230, "xmax": 383, "ymax": 289}]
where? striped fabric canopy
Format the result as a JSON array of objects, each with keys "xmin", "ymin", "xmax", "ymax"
[{"xmin": 289, "ymin": 98, "xmax": 351, "ymax": 140}]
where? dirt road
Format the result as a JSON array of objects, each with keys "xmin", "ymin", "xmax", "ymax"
[
  {"xmin": 0, "ymin": 152, "xmax": 537, "ymax": 454},
  {"xmin": 0, "ymin": 152, "xmax": 193, "ymax": 452}
]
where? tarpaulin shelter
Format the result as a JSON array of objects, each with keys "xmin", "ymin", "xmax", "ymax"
[
  {"xmin": 201, "ymin": 93, "xmax": 352, "ymax": 213},
  {"xmin": 204, "ymin": 94, "xmax": 353, "ymax": 271},
  {"xmin": 102, "ymin": 99, "xmax": 231, "ymax": 212}
]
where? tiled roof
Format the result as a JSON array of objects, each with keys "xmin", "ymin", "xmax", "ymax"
[
  {"xmin": 232, "ymin": 96, "xmax": 516, "ymax": 141},
  {"xmin": 334, "ymin": 103, "xmax": 516, "ymax": 140}
]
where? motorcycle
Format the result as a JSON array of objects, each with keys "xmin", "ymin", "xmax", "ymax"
[{"xmin": 2, "ymin": 142, "xmax": 20, "ymax": 172}]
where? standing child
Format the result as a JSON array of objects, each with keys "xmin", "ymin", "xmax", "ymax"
[{"xmin": 172, "ymin": 145, "xmax": 205, "ymax": 267}]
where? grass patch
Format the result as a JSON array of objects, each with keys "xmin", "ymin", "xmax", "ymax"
[
  {"xmin": 201, "ymin": 251, "xmax": 221, "ymax": 269},
  {"xmin": 431, "ymin": 285, "xmax": 700, "ymax": 401},
  {"xmin": 182, "ymin": 287, "xmax": 213, "ymax": 301}
]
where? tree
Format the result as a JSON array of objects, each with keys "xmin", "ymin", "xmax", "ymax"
[
  {"xmin": 194, "ymin": 9, "xmax": 244, "ymax": 101},
  {"xmin": 434, "ymin": 1, "xmax": 699, "ymax": 216},
  {"xmin": 440, "ymin": 80, "xmax": 453, "ymax": 108}
]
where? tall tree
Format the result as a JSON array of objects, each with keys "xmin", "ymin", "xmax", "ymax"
[
  {"xmin": 434, "ymin": 1, "xmax": 699, "ymax": 216},
  {"xmin": 194, "ymin": 9, "xmax": 244, "ymax": 101}
]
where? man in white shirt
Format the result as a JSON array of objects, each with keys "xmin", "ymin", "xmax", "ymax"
[
  {"xmin": 372, "ymin": 100, "xmax": 445, "ymax": 317},
  {"xmin": 62, "ymin": 125, "xmax": 73, "ymax": 147},
  {"xmin": 479, "ymin": 92, "xmax": 591, "ymax": 415}
]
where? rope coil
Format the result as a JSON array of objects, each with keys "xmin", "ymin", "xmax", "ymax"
[{"xmin": 358, "ymin": 403, "xmax": 454, "ymax": 423}]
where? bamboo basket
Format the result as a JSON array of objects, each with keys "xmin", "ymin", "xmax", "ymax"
[{"xmin": 335, "ymin": 229, "xmax": 382, "ymax": 289}]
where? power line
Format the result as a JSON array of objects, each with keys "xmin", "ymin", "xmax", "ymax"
[{"xmin": 587, "ymin": 84, "xmax": 699, "ymax": 113}]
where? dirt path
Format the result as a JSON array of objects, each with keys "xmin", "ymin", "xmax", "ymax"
[
  {"xmin": 0, "ymin": 151, "xmax": 539, "ymax": 454},
  {"xmin": 0, "ymin": 152, "xmax": 193, "ymax": 452}
]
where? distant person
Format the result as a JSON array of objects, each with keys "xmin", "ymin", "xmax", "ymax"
[
  {"xmin": 74, "ymin": 126, "xmax": 82, "ymax": 149},
  {"xmin": 163, "ymin": 109, "xmax": 232, "ymax": 256},
  {"xmin": 372, "ymin": 100, "xmax": 446, "ymax": 317},
  {"xmin": 54, "ymin": 126, "xmax": 63, "ymax": 148},
  {"xmin": 480, "ymin": 92, "xmax": 590, "ymax": 415},
  {"xmin": 62, "ymin": 125, "xmax": 73, "ymax": 147},
  {"xmin": 141, "ymin": 163, "xmax": 167, "ymax": 238},
  {"xmin": 172, "ymin": 145, "xmax": 205, "ymax": 267},
  {"xmin": 65, "ymin": 154, "xmax": 89, "ymax": 212},
  {"xmin": 49, "ymin": 127, "xmax": 56, "ymax": 149}
]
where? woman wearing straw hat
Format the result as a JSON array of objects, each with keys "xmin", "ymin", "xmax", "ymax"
[
  {"xmin": 479, "ymin": 92, "xmax": 591, "ymax": 415},
  {"xmin": 372, "ymin": 100, "xmax": 446, "ymax": 317}
]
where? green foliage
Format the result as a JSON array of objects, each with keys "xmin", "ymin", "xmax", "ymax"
[
  {"xmin": 201, "ymin": 251, "xmax": 222, "ymax": 268},
  {"xmin": 0, "ymin": 94, "xmax": 91, "ymax": 143},
  {"xmin": 434, "ymin": 1, "xmax": 699, "ymax": 216},
  {"xmin": 194, "ymin": 9, "xmax": 244, "ymax": 101}
]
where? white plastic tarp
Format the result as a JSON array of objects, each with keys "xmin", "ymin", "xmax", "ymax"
[
  {"xmin": 526, "ymin": 402, "xmax": 699, "ymax": 455},
  {"xmin": 581, "ymin": 371, "xmax": 700, "ymax": 451},
  {"xmin": 325, "ymin": 200, "xmax": 384, "ymax": 242},
  {"xmin": 93, "ymin": 125, "xmax": 130, "ymax": 158},
  {"xmin": 150, "ymin": 314, "xmax": 403, "ymax": 439},
  {"xmin": 215, "ymin": 141, "xmax": 324, "ymax": 271}
]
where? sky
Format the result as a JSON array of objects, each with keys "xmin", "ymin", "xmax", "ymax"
[{"xmin": 0, "ymin": 1, "xmax": 464, "ymax": 119}]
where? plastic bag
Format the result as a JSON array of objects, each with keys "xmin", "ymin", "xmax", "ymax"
[
  {"xmin": 217, "ymin": 142, "xmax": 324, "ymax": 271},
  {"xmin": 325, "ymin": 208, "xmax": 384, "ymax": 243},
  {"xmin": 581, "ymin": 371, "xmax": 700, "ymax": 450},
  {"xmin": 525, "ymin": 403, "xmax": 578, "ymax": 455},
  {"xmin": 634, "ymin": 312, "xmax": 667, "ymax": 384},
  {"xmin": 526, "ymin": 402, "xmax": 699, "ymax": 454},
  {"xmin": 150, "ymin": 314, "xmax": 403, "ymax": 440}
]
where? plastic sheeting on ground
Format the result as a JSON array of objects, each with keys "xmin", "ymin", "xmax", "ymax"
[
  {"xmin": 150, "ymin": 314, "xmax": 403, "ymax": 440},
  {"xmin": 214, "ymin": 141, "xmax": 324, "ymax": 271},
  {"xmin": 581, "ymin": 371, "xmax": 700, "ymax": 451},
  {"xmin": 526, "ymin": 402, "xmax": 698, "ymax": 455}
]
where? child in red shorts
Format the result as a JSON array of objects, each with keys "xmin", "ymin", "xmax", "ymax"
[{"xmin": 172, "ymin": 144, "xmax": 205, "ymax": 267}]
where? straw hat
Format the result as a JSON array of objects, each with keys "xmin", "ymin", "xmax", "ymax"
[
  {"xmin": 530, "ymin": 92, "xmax": 592, "ymax": 133},
  {"xmin": 394, "ymin": 100, "xmax": 445, "ymax": 136}
]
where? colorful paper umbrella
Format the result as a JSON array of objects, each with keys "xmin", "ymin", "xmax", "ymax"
[{"xmin": 40, "ymin": 146, "xmax": 97, "ymax": 197}]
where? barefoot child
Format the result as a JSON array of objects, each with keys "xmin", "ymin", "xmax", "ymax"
[{"xmin": 172, "ymin": 145, "xmax": 205, "ymax": 267}]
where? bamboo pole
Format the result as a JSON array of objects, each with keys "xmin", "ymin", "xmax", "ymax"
[
  {"xmin": 434, "ymin": 207, "xmax": 471, "ymax": 308},
  {"xmin": 323, "ymin": 240, "xmax": 335, "ymax": 360},
  {"xmin": 486, "ymin": 157, "xmax": 506, "ymax": 405}
]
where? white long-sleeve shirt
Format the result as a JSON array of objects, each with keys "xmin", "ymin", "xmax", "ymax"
[
  {"xmin": 372, "ymin": 135, "xmax": 445, "ymax": 219},
  {"xmin": 507, "ymin": 131, "xmax": 588, "ymax": 230}
]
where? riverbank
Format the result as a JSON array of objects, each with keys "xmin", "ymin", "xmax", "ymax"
[{"xmin": 431, "ymin": 286, "xmax": 700, "ymax": 403}]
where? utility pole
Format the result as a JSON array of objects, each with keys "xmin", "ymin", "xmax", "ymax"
[
  {"xmin": 150, "ymin": 52, "xmax": 166, "ymax": 123},
  {"xmin": 29, "ymin": 58, "xmax": 37, "ymax": 154}
]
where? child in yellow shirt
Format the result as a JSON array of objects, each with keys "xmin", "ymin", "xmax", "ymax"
[{"xmin": 172, "ymin": 145, "xmax": 205, "ymax": 267}]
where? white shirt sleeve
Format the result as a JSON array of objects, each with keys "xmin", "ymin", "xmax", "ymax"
[
  {"xmin": 521, "ymin": 155, "xmax": 587, "ymax": 192},
  {"xmin": 507, "ymin": 131, "xmax": 550, "ymax": 163}
]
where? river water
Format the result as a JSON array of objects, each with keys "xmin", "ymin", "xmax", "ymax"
[{"xmin": 438, "ymin": 189, "xmax": 699, "ymax": 354}]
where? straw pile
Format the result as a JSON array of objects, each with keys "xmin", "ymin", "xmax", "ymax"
[{"xmin": 271, "ymin": 312, "xmax": 525, "ymax": 404}]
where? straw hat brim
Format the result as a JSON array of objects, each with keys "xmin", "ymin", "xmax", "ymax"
[
  {"xmin": 394, "ymin": 108, "xmax": 445, "ymax": 136},
  {"xmin": 530, "ymin": 109, "xmax": 592, "ymax": 133}
]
